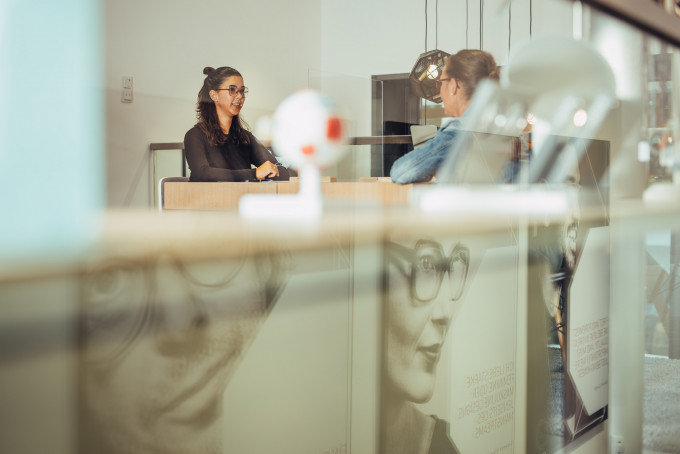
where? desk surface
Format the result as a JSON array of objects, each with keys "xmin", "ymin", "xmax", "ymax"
[{"xmin": 162, "ymin": 181, "xmax": 414, "ymax": 210}]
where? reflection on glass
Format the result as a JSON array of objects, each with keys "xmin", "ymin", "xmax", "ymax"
[
  {"xmin": 78, "ymin": 251, "xmax": 289, "ymax": 454},
  {"xmin": 527, "ymin": 140, "xmax": 610, "ymax": 451},
  {"xmin": 307, "ymin": 69, "xmax": 378, "ymax": 181}
]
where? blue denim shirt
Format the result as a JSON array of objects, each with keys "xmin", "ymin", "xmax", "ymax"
[
  {"xmin": 390, "ymin": 116, "xmax": 525, "ymax": 185},
  {"xmin": 390, "ymin": 117, "xmax": 462, "ymax": 184}
]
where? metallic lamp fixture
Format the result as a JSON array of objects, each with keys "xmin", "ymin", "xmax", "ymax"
[{"xmin": 409, "ymin": 49, "xmax": 449, "ymax": 103}]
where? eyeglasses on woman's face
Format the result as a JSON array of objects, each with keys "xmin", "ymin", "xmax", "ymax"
[
  {"xmin": 387, "ymin": 240, "xmax": 469, "ymax": 305},
  {"xmin": 435, "ymin": 77, "xmax": 452, "ymax": 90},
  {"xmin": 216, "ymin": 85, "xmax": 249, "ymax": 97}
]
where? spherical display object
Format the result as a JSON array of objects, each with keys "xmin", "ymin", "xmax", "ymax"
[{"xmin": 272, "ymin": 89, "xmax": 347, "ymax": 170}]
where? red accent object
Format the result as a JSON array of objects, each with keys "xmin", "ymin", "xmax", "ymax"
[
  {"xmin": 302, "ymin": 145, "xmax": 315, "ymax": 155},
  {"xmin": 327, "ymin": 117, "xmax": 342, "ymax": 141}
]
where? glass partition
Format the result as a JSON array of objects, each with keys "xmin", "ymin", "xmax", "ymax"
[
  {"xmin": 308, "ymin": 69, "xmax": 384, "ymax": 181},
  {"xmin": 380, "ymin": 227, "xmax": 520, "ymax": 454},
  {"xmin": 578, "ymin": 5, "xmax": 680, "ymax": 454},
  {"xmin": 578, "ymin": 1, "xmax": 680, "ymax": 351}
]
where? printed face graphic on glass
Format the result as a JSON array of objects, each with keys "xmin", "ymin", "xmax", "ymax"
[
  {"xmin": 385, "ymin": 239, "xmax": 469, "ymax": 403},
  {"xmin": 79, "ymin": 252, "xmax": 288, "ymax": 454}
]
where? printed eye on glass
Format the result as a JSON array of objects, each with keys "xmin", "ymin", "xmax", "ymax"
[
  {"xmin": 387, "ymin": 240, "xmax": 470, "ymax": 305},
  {"xmin": 81, "ymin": 261, "xmax": 151, "ymax": 362},
  {"xmin": 216, "ymin": 85, "xmax": 249, "ymax": 97}
]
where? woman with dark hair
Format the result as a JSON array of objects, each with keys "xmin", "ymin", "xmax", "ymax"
[
  {"xmin": 184, "ymin": 66, "xmax": 293, "ymax": 182},
  {"xmin": 390, "ymin": 50, "xmax": 500, "ymax": 184}
]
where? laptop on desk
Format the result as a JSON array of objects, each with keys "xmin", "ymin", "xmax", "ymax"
[{"xmin": 410, "ymin": 125, "xmax": 437, "ymax": 148}]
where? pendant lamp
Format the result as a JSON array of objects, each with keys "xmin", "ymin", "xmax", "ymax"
[
  {"xmin": 409, "ymin": 49, "xmax": 449, "ymax": 103},
  {"xmin": 409, "ymin": 0, "xmax": 449, "ymax": 104}
]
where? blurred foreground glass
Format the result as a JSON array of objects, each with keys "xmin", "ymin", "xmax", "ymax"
[{"xmin": 0, "ymin": 0, "xmax": 104, "ymax": 269}]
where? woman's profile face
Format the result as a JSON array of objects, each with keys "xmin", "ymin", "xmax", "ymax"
[{"xmin": 385, "ymin": 239, "xmax": 469, "ymax": 403}]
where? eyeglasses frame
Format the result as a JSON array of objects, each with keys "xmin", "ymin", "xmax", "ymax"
[
  {"xmin": 386, "ymin": 239, "xmax": 470, "ymax": 305},
  {"xmin": 215, "ymin": 85, "xmax": 249, "ymax": 97},
  {"xmin": 435, "ymin": 77, "xmax": 453, "ymax": 90}
]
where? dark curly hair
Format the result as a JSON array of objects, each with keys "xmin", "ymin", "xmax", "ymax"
[
  {"xmin": 196, "ymin": 66, "xmax": 250, "ymax": 146},
  {"xmin": 445, "ymin": 49, "xmax": 500, "ymax": 100}
]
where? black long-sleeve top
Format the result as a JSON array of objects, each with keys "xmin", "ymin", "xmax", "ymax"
[{"xmin": 184, "ymin": 124, "xmax": 292, "ymax": 182}]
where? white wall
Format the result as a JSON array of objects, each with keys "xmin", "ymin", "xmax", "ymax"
[
  {"xmin": 319, "ymin": 0, "xmax": 574, "ymax": 81},
  {"xmin": 318, "ymin": 0, "xmax": 573, "ymax": 123},
  {"xmin": 106, "ymin": 0, "xmax": 572, "ymax": 208}
]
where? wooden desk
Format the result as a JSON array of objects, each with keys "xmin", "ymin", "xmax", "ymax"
[
  {"xmin": 162, "ymin": 181, "xmax": 413, "ymax": 210},
  {"xmin": 276, "ymin": 181, "xmax": 412, "ymax": 206},
  {"xmin": 163, "ymin": 182, "xmax": 277, "ymax": 210}
]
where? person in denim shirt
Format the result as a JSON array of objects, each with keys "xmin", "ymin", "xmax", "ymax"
[{"xmin": 391, "ymin": 50, "xmax": 500, "ymax": 184}]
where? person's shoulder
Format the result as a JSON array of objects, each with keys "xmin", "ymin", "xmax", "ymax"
[
  {"xmin": 184, "ymin": 124, "xmax": 211, "ymax": 148},
  {"xmin": 242, "ymin": 129, "xmax": 260, "ymax": 144},
  {"xmin": 184, "ymin": 124, "xmax": 204, "ymax": 140},
  {"xmin": 440, "ymin": 117, "xmax": 462, "ymax": 130}
]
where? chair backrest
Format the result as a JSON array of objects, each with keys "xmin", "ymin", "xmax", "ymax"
[{"xmin": 158, "ymin": 176, "xmax": 189, "ymax": 211}]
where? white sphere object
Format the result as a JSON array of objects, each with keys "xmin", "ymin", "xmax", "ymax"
[{"xmin": 272, "ymin": 89, "xmax": 347, "ymax": 170}]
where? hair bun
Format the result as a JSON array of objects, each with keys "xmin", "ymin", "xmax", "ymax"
[{"xmin": 203, "ymin": 67, "xmax": 215, "ymax": 76}]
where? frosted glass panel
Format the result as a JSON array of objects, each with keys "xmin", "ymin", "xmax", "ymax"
[
  {"xmin": 308, "ymin": 70, "xmax": 383, "ymax": 181},
  {"xmin": 0, "ymin": 0, "xmax": 104, "ymax": 268}
]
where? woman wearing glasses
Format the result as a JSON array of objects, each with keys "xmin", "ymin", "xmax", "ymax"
[
  {"xmin": 184, "ymin": 66, "xmax": 293, "ymax": 182},
  {"xmin": 78, "ymin": 251, "xmax": 291, "ymax": 454},
  {"xmin": 381, "ymin": 237, "xmax": 470, "ymax": 454},
  {"xmin": 390, "ymin": 50, "xmax": 499, "ymax": 184}
]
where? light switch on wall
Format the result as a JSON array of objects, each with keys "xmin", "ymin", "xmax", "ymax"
[{"xmin": 121, "ymin": 75, "xmax": 133, "ymax": 103}]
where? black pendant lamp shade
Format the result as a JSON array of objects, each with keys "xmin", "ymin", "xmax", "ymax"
[{"xmin": 410, "ymin": 49, "xmax": 449, "ymax": 103}]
